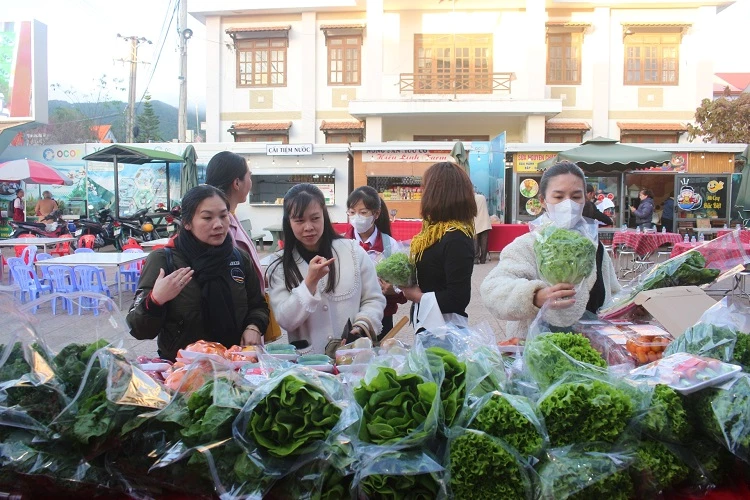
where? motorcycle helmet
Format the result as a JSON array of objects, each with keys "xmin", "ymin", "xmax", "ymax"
[{"xmin": 141, "ymin": 222, "xmax": 154, "ymax": 232}]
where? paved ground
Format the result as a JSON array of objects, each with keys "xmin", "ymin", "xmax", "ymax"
[{"xmin": 1, "ymin": 245, "xmax": 746, "ymax": 357}]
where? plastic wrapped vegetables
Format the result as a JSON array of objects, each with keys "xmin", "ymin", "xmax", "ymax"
[
  {"xmin": 469, "ymin": 392, "xmax": 544, "ymax": 456},
  {"xmin": 691, "ymin": 374, "xmax": 750, "ymax": 461},
  {"xmin": 533, "ymin": 226, "xmax": 596, "ymax": 285},
  {"xmin": 631, "ymin": 441, "xmax": 690, "ymax": 496},
  {"xmin": 375, "ymin": 252, "xmax": 415, "ymax": 287},
  {"xmin": 524, "ymin": 333, "xmax": 607, "ymax": 388},
  {"xmin": 642, "ymin": 384, "xmax": 693, "ymax": 444},
  {"xmin": 639, "ymin": 251, "xmax": 720, "ymax": 291},
  {"xmin": 426, "ymin": 346, "xmax": 466, "ymax": 427}
]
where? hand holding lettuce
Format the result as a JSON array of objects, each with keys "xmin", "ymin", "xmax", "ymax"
[{"xmin": 375, "ymin": 252, "xmax": 415, "ymax": 288}]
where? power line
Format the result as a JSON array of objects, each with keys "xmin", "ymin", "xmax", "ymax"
[{"xmin": 136, "ymin": 0, "xmax": 178, "ymax": 112}]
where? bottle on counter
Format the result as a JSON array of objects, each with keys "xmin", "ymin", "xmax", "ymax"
[{"xmin": 683, "ymin": 233, "xmax": 689, "ymax": 242}]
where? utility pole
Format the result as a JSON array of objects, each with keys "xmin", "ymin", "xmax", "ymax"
[
  {"xmin": 178, "ymin": 0, "xmax": 193, "ymax": 143},
  {"xmin": 116, "ymin": 34, "xmax": 151, "ymax": 143}
]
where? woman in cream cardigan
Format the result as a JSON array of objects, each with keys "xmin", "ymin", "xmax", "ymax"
[
  {"xmin": 481, "ymin": 161, "xmax": 620, "ymax": 339},
  {"xmin": 267, "ymin": 183, "xmax": 385, "ymax": 354}
]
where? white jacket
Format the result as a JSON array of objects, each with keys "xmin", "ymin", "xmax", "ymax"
[
  {"xmin": 480, "ymin": 232, "xmax": 621, "ymax": 339},
  {"xmin": 267, "ymin": 238, "xmax": 385, "ymax": 354}
]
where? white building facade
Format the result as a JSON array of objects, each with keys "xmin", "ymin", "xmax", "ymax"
[{"xmin": 190, "ymin": 0, "xmax": 731, "ymax": 146}]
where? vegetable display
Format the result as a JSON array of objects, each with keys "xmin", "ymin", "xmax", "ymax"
[
  {"xmin": 691, "ymin": 375, "xmax": 750, "ymax": 461},
  {"xmin": 631, "ymin": 441, "xmax": 690, "ymax": 496},
  {"xmin": 665, "ymin": 323, "xmax": 738, "ymax": 363},
  {"xmin": 359, "ymin": 471, "xmax": 440, "ymax": 500},
  {"xmin": 375, "ymin": 252, "xmax": 415, "ymax": 287},
  {"xmin": 426, "ymin": 346, "xmax": 467, "ymax": 427},
  {"xmin": 638, "ymin": 251, "xmax": 720, "ymax": 291},
  {"xmin": 533, "ymin": 225, "xmax": 596, "ymax": 285},
  {"xmin": 469, "ymin": 392, "xmax": 544, "ymax": 456},
  {"xmin": 538, "ymin": 378, "xmax": 634, "ymax": 446},
  {"xmin": 245, "ymin": 375, "xmax": 342, "ymax": 457},
  {"xmin": 643, "ymin": 384, "xmax": 693, "ymax": 443},
  {"xmin": 524, "ymin": 333, "xmax": 607, "ymax": 388},
  {"xmin": 448, "ymin": 430, "xmax": 528, "ymax": 500},
  {"xmin": 354, "ymin": 367, "xmax": 437, "ymax": 445}
]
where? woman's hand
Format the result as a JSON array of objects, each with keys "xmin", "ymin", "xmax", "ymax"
[
  {"xmin": 241, "ymin": 325, "xmax": 263, "ymax": 346},
  {"xmin": 151, "ymin": 267, "xmax": 194, "ymax": 305},
  {"xmin": 340, "ymin": 325, "xmax": 367, "ymax": 347},
  {"xmin": 401, "ymin": 285, "xmax": 424, "ymax": 304},
  {"xmin": 533, "ymin": 283, "xmax": 576, "ymax": 309},
  {"xmin": 304, "ymin": 256, "xmax": 335, "ymax": 295},
  {"xmin": 379, "ymin": 278, "xmax": 397, "ymax": 296}
]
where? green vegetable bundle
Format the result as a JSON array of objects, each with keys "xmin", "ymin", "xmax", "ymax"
[
  {"xmin": 533, "ymin": 225, "xmax": 596, "ymax": 285},
  {"xmin": 52, "ymin": 339, "xmax": 109, "ymax": 398},
  {"xmin": 536, "ymin": 446, "xmax": 635, "ymax": 500},
  {"xmin": 665, "ymin": 323, "xmax": 739, "ymax": 363},
  {"xmin": 448, "ymin": 429, "xmax": 529, "ymax": 500},
  {"xmin": 180, "ymin": 378, "xmax": 251, "ymax": 446},
  {"xmin": 524, "ymin": 333, "xmax": 607, "ymax": 388},
  {"xmin": 470, "ymin": 392, "xmax": 544, "ymax": 456},
  {"xmin": 538, "ymin": 377, "xmax": 634, "ymax": 447},
  {"xmin": 631, "ymin": 441, "xmax": 690, "ymax": 496},
  {"xmin": 375, "ymin": 252, "xmax": 415, "ymax": 287},
  {"xmin": 359, "ymin": 471, "xmax": 439, "ymax": 500},
  {"xmin": 354, "ymin": 367, "xmax": 438, "ymax": 445},
  {"xmin": 643, "ymin": 385, "xmax": 693, "ymax": 444},
  {"xmin": 426, "ymin": 346, "xmax": 467, "ymax": 427},
  {"xmin": 246, "ymin": 375, "xmax": 342, "ymax": 458},
  {"xmin": 639, "ymin": 251, "xmax": 720, "ymax": 291}
]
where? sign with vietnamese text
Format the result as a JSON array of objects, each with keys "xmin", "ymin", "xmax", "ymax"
[
  {"xmin": 266, "ymin": 144, "xmax": 313, "ymax": 156},
  {"xmin": 362, "ymin": 150, "xmax": 454, "ymax": 163},
  {"xmin": 677, "ymin": 176, "xmax": 727, "ymax": 219},
  {"xmin": 515, "ymin": 153, "xmax": 556, "ymax": 173}
]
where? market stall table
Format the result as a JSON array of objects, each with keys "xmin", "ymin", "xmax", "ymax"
[
  {"xmin": 140, "ymin": 238, "xmax": 171, "ymax": 248},
  {"xmin": 487, "ymin": 223, "xmax": 530, "ymax": 253},
  {"xmin": 390, "ymin": 219, "xmax": 423, "ymax": 241},
  {"xmin": 0, "ymin": 236, "xmax": 74, "ymax": 281},
  {"xmin": 35, "ymin": 252, "xmax": 147, "ymax": 310},
  {"xmin": 612, "ymin": 231, "xmax": 683, "ymax": 258}
]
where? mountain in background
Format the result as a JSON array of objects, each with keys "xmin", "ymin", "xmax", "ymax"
[{"xmin": 48, "ymin": 99, "xmax": 206, "ymax": 142}]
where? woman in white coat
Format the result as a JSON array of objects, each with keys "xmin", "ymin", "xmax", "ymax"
[
  {"xmin": 267, "ymin": 183, "xmax": 385, "ymax": 354},
  {"xmin": 480, "ymin": 161, "xmax": 621, "ymax": 339}
]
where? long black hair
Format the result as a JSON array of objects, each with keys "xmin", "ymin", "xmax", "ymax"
[
  {"xmin": 205, "ymin": 151, "xmax": 248, "ymax": 195},
  {"xmin": 274, "ymin": 183, "xmax": 341, "ymax": 293},
  {"xmin": 180, "ymin": 184, "xmax": 229, "ymax": 230},
  {"xmin": 346, "ymin": 185, "xmax": 392, "ymax": 236}
]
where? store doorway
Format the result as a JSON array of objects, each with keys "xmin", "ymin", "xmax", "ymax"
[{"xmin": 624, "ymin": 173, "xmax": 676, "ymax": 231}]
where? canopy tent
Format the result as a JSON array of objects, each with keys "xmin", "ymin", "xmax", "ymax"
[
  {"xmin": 735, "ymin": 144, "xmax": 750, "ymax": 223},
  {"xmin": 82, "ymin": 144, "xmax": 185, "ymax": 218},
  {"xmin": 538, "ymin": 137, "xmax": 673, "ymax": 173},
  {"xmin": 181, "ymin": 145, "xmax": 198, "ymax": 197}
]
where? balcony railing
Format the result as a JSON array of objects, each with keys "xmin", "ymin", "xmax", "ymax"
[{"xmin": 399, "ymin": 72, "xmax": 514, "ymax": 95}]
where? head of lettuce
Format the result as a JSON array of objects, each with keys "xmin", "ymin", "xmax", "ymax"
[{"xmin": 533, "ymin": 225, "xmax": 597, "ymax": 285}]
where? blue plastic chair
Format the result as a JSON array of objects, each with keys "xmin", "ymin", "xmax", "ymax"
[
  {"xmin": 8, "ymin": 259, "xmax": 52, "ymax": 311},
  {"xmin": 20, "ymin": 245, "xmax": 37, "ymax": 265},
  {"xmin": 119, "ymin": 249, "xmax": 145, "ymax": 292},
  {"xmin": 74, "ymin": 248, "xmax": 95, "ymax": 254},
  {"xmin": 35, "ymin": 253, "xmax": 54, "ymax": 285},
  {"xmin": 73, "ymin": 265, "xmax": 111, "ymax": 315},
  {"xmin": 46, "ymin": 265, "xmax": 78, "ymax": 315}
]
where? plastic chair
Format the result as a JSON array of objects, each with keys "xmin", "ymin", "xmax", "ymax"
[
  {"xmin": 35, "ymin": 253, "xmax": 54, "ymax": 285},
  {"xmin": 122, "ymin": 238, "xmax": 143, "ymax": 251},
  {"xmin": 73, "ymin": 265, "xmax": 111, "ymax": 315},
  {"xmin": 50, "ymin": 237, "xmax": 73, "ymax": 257},
  {"xmin": 78, "ymin": 234, "xmax": 96, "ymax": 249},
  {"xmin": 120, "ymin": 249, "xmax": 146, "ymax": 292},
  {"xmin": 8, "ymin": 260, "xmax": 52, "ymax": 310},
  {"xmin": 75, "ymin": 248, "xmax": 95, "ymax": 254},
  {"xmin": 19, "ymin": 244, "xmax": 37, "ymax": 265},
  {"xmin": 46, "ymin": 265, "xmax": 78, "ymax": 315},
  {"xmin": 14, "ymin": 234, "xmax": 37, "ymax": 259}
]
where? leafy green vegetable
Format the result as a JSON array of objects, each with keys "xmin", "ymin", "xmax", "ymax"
[
  {"xmin": 449, "ymin": 430, "xmax": 528, "ymax": 500},
  {"xmin": 690, "ymin": 375, "xmax": 750, "ymax": 460},
  {"xmin": 470, "ymin": 392, "xmax": 543, "ymax": 456},
  {"xmin": 180, "ymin": 378, "xmax": 250, "ymax": 446},
  {"xmin": 733, "ymin": 333, "xmax": 750, "ymax": 369},
  {"xmin": 360, "ymin": 472, "xmax": 439, "ymax": 500},
  {"xmin": 354, "ymin": 367, "xmax": 438, "ymax": 445},
  {"xmin": 537, "ymin": 448, "xmax": 634, "ymax": 500},
  {"xmin": 426, "ymin": 346, "xmax": 466, "ymax": 427},
  {"xmin": 665, "ymin": 323, "xmax": 738, "ymax": 362},
  {"xmin": 686, "ymin": 438, "xmax": 734, "ymax": 488},
  {"xmin": 247, "ymin": 375, "xmax": 341, "ymax": 457},
  {"xmin": 643, "ymin": 385, "xmax": 693, "ymax": 444},
  {"xmin": 53, "ymin": 339, "xmax": 109, "ymax": 398},
  {"xmin": 631, "ymin": 441, "xmax": 689, "ymax": 496},
  {"xmin": 466, "ymin": 346, "xmax": 506, "ymax": 397},
  {"xmin": 640, "ymin": 251, "xmax": 720, "ymax": 291},
  {"xmin": 375, "ymin": 252, "xmax": 415, "ymax": 287},
  {"xmin": 533, "ymin": 225, "xmax": 596, "ymax": 285},
  {"xmin": 538, "ymin": 378, "xmax": 634, "ymax": 446},
  {"xmin": 525, "ymin": 333, "xmax": 606, "ymax": 388}
]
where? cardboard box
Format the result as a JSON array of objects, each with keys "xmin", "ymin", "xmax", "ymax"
[{"xmin": 633, "ymin": 286, "xmax": 717, "ymax": 338}]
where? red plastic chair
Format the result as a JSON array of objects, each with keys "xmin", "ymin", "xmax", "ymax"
[
  {"xmin": 50, "ymin": 236, "xmax": 74, "ymax": 257},
  {"xmin": 122, "ymin": 237, "xmax": 143, "ymax": 251},
  {"xmin": 78, "ymin": 234, "xmax": 96, "ymax": 249}
]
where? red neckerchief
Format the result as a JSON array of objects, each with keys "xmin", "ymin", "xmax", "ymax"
[{"xmin": 344, "ymin": 226, "xmax": 384, "ymax": 252}]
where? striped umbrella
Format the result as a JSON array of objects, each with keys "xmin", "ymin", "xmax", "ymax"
[{"xmin": 0, "ymin": 159, "xmax": 73, "ymax": 185}]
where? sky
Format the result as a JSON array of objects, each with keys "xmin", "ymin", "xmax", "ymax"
[{"xmin": 1, "ymin": 0, "xmax": 749, "ymax": 109}]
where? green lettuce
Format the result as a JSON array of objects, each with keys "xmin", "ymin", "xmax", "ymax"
[
  {"xmin": 525, "ymin": 333, "xmax": 607, "ymax": 388},
  {"xmin": 537, "ymin": 447, "xmax": 634, "ymax": 500},
  {"xmin": 643, "ymin": 385, "xmax": 693, "ymax": 444},
  {"xmin": 375, "ymin": 252, "xmax": 415, "ymax": 287},
  {"xmin": 631, "ymin": 441, "xmax": 689, "ymax": 496},
  {"xmin": 426, "ymin": 346, "xmax": 466, "ymax": 427},
  {"xmin": 360, "ymin": 471, "xmax": 439, "ymax": 500},
  {"xmin": 533, "ymin": 225, "xmax": 596, "ymax": 285},
  {"xmin": 180, "ymin": 378, "xmax": 250, "ymax": 446},
  {"xmin": 470, "ymin": 392, "xmax": 543, "ymax": 456}
]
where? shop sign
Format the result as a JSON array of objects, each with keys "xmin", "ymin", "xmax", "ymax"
[
  {"xmin": 677, "ymin": 177, "xmax": 726, "ymax": 214},
  {"xmin": 642, "ymin": 153, "xmax": 688, "ymax": 172},
  {"xmin": 362, "ymin": 150, "xmax": 454, "ymax": 162},
  {"xmin": 515, "ymin": 153, "xmax": 556, "ymax": 173},
  {"xmin": 266, "ymin": 144, "xmax": 313, "ymax": 156}
]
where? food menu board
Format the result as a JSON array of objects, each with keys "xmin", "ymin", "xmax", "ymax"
[
  {"xmin": 676, "ymin": 175, "xmax": 729, "ymax": 220},
  {"xmin": 518, "ymin": 175, "xmax": 543, "ymax": 220}
]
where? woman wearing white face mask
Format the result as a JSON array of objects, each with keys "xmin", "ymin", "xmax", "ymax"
[
  {"xmin": 345, "ymin": 186, "xmax": 406, "ymax": 338},
  {"xmin": 480, "ymin": 161, "xmax": 621, "ymax": 339}
]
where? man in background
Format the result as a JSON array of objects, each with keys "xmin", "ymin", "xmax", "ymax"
[
  {"xmin": 474, "ymin": 191, "xmax": 492, "ymax": 264},
  {"xmin": 35, "ymin": 190, "xmax": 58, "ymax": 218},
  {"xmin": 583, "ymin": 184, "xmax": 613, "ymax": 225}
]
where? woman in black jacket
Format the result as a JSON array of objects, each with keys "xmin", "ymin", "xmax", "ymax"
[
  {"xmin": 126, "ymin": 185, "xmax": 269, "ymax": 361},
  {"xmin": 630, "ymin": 188, "xmax": 655, "ymax": 230}
]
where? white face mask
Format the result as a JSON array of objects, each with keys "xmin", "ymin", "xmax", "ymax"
[
  {"xmin": 349, "ymin": 214, "xmax": 375, "ymax": 234},
  {"xmin": 545, "ymin": 199, "xmax": 584, "ymax": 229}
]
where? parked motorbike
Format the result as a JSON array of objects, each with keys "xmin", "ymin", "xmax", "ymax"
[
  {"xmin": 72, "ymin": 208, "xmax": 119, "ymax": 250},
  {"xmin": 113, "ymin": 208, "xmax": 157, "ymax": 250},
  {"xmin": 151, "ymin": 205, "xmax": 182, "ymax": 237},
  {"xmin": 9, "ymin": 210, "xmax": 71, "ymax": 238}
]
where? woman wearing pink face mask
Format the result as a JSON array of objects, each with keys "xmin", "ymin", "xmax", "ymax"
[{"xmin": 480, "ymin": 161, "xmax": 620, "ymax": 339}]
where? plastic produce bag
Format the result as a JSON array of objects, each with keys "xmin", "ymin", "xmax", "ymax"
[
  {"xmin": 446, "ymin": 428, "xmax": 534, "ymax": 499},
  {"xmin": 630, "ymin": 440, "xmax": 691, "ymax": 497},
  {"xmin": 665, "ymin": 297, "xmax": 750, "ymax": 368},
  {"xmin": 354, "ymin": 449, "xmax": 446, "ymax": 500},
  {"xmin": 375, "ymin": 249, "xmax": 416, "ymax": 288},
  {"xmin": 522, "ymin": 329, "xmax": 608, "ymax": 389},
  {"xmin": 536, "ymin": 444, "xmax": 636, "ymax": 500}
]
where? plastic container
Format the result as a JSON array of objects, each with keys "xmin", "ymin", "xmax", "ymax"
[
  {"xmin": 497, "ymin": 337, "xmax": 525, "ymax": 354},
  {"xmin": 627, "ymin": 353, "xmax": 741, "ymax": 394},
  {"xmin": 625, "ymin": 331, "xmax": 672, "ymax": 366}
]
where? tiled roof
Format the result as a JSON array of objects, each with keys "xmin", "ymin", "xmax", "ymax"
[
  {"xmin": 225, "ymin": 25, "xmax": 291, "ymax": 34},
  {"xmin": 230, "ymin": 122, "xmax": 292, "ymax": 132},
  {"xmin": 617, "ymin": 122, "xmax": 687, "ymax": 132},
  {"xmin": 320, "ymin": 120, "xmax": 364, "ymax": 131},
  {"xmin": 622, "ymin": 22, "xmax": 692, "ymax": 28},
  {"xmin": 715, "ymin": 73, "xmax": 750, "ymax": 92},
  {"xmin": 545, "ymin": 121, "xmax": 590, "ymax": 131},
  {"xmin": 545, "ymin": 22, "xmax": 591, "ymax": 27},
  {"xmin": 90, "ymin": 124, "xmax": 112, "ymax": 142},
  {"xmin": 320, "ymin": 24, "xmax": 365, "ymax": 30}
]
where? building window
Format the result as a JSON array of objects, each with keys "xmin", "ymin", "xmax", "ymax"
[
  {"xmin": 547, "ymin": 33, "xmax": 581, "ymax": 84},
  {"xmin": 545, "ymin": 131, "xmax": 584, "ymax": 143},
  {"xmin": 414, "ymin": 34, "xmax": 493, "ymax": 94},
  {"xmin": 325, "ymin": 132, "xmax": 363, "ymax": 144},
  {"xmin": 328, "ymin": 35, "xmax": 361, "ymax": 85},
  {"xmin": 624, "ymin": 34, "xmax": 679, "ymax": 86},
  {"xmin": 236, "ymin": 38, "xmax": 288, "ymax": 87}
]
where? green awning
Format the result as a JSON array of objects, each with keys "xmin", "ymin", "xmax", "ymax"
[
  {"xmin": 82, "ymin": 144, "xmax": 185, "ymax": 164},
  {"xmin": 538, "ymin": 137, "xmax": 673, "ymax": 173}
]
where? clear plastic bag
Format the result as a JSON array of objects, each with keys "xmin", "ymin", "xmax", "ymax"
[
  {"xmin": 354, "ymin": 448, "xmax": 447, "ymax": 500},
  {"xmin": 374, "ymin": 248, "xmax": 416, "ymax": 287}
]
